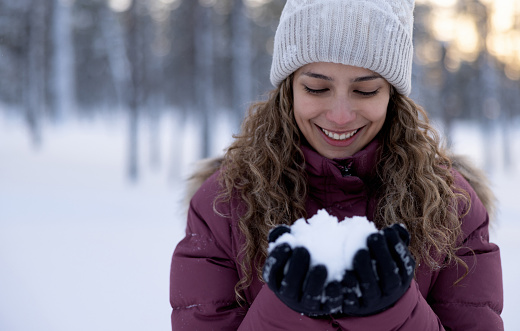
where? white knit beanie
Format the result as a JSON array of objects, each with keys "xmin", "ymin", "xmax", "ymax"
[{"xmin": 270, "ymin": 0, "xmax": 415, "ymax": 96}]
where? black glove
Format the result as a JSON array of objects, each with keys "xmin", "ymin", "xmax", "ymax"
[
  {"xmin": 340, "ymin": 224, "xmax": 416, "ymax": 316},
  {"xmin": 263, "ymin": 225, "xmax": 343, "ymax": 315}
]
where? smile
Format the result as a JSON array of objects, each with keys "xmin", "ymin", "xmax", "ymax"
[{"xmin": 321, "ymin": 128, "xmax": 359, "ymax": 141}]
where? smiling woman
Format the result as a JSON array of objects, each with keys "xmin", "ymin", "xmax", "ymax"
[
  {"xmin": 169, "ymin": 0, "xmax": 504, "ymax": 329},
  {"xmin": 293, "ymin": 63, "xmax": 391, "ymax": 159}
]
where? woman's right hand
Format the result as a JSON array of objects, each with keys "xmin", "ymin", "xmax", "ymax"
[{"xmin": 263, "ymin": 225, "xmax": 343, "ymax": 316}]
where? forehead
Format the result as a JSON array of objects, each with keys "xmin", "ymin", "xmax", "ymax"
[{"xmin": 295, "ymin": 62, "xmax": 378, "ymax": 80}]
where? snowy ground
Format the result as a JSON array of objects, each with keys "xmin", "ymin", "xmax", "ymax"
[{"xmin": 0, "ymin": 112, "xmax": 518, "ymax": 330}]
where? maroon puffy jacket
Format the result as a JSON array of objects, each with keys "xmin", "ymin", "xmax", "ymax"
[{"xmin": 170, "ymin": 139, "xmax": 503, "ymax": 330}]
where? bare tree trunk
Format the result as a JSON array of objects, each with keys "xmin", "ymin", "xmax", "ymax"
[
  {"xmin": 231, "ymin": 0, "xmax": 252, "ymax": 128},
  {"xmin": 26, "ymin": 0, "xmax": 49, "ymax": 146},
  {"xmin": 52, "ymin": 0, "xmax": 76, "ymax": 117},
  {"xmin": 440, "ymin": 43, "xmax": 454, "ymax": 147},
  {"xmin": 501, "ymin": 78, "xmax": 513, "ymax": 170},
  {"xmin": 194, "ymin": 3, "xmax": 214, "ymax": 158},
  {"xmin": 124, "ymin": 0, "xmax": 146, "ymax": 181},
  {"xmin": 148, "ymin": 99, "xmax": 161, "ymax": 170},
  {"xmin": 100, "ymin": 4, "xmax": 131, "ymax": 111},
  {"xmin": 479, "ymin": 52, "xmax": 498, "ymax": 173}
]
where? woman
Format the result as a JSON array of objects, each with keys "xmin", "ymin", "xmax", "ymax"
[{"xmin": 170, "ymin": 0, "xmax": 503, "ymax": 329}]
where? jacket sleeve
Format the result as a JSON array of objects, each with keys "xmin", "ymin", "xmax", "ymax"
[
  {"xmin": 335, "ymin": 171, "xmax": 504, "ymax": 331},
  {"xmin": 425, "ymin": 172, "xmax": 504, "ymax": 330},
  {"xmin": 170, "ymin": 174, "xmax": 336, "ymax": 330},
  {"xmin": 170, "ymin": 176, "xmax": 246, "ymax": 330}
]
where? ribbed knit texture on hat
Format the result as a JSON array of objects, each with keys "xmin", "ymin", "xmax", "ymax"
[{"xmin": 270, "ymin": 0, "xmax": 415, "ymax": 96}]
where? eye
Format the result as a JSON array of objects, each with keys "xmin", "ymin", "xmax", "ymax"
[
  {"xmin": 304, "ymin": 86, "xmax": 329, "ymax": 95},
  {"xmin": 354, "ymin": 89, "xmax": 380, "ymax": 96}
]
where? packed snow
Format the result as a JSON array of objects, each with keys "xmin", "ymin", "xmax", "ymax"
[{"xmin": 269, "ymin": 210, "xmax": 378, "ymax": 282}]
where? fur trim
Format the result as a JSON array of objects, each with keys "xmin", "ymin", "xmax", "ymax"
[
  {"xmin": 450, "ymin": 154, "xmax": 496, "ymax": 223},
  {"xmin": 184, "ymin": 156, "xmax": 224, "ymax": 210}
]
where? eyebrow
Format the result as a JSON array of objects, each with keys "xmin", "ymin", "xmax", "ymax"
[
  {"xmin": 301, "ymin": 72, "xmax": 333, "ymax": 81},
  {"xmin": 352, "ymin": 74, "xmax": 382, "ymax": 82},
  {"xmin": 301, "ymin": 71, "xmax": 383, "ymax": 83}
]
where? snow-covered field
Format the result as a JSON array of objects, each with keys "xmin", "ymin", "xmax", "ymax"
[{"xmin": 0, "ymin": 112, "xmax": 518, "ymax": 330}]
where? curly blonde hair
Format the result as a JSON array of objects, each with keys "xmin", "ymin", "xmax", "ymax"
[{"xmin": 217, "ymin": 75, "xmax": 469, "ymax": 303}]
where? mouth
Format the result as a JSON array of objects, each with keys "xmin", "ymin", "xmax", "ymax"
[{"xmin": 320, "ymin": 127, "xmax": 360, "ymax": 141}]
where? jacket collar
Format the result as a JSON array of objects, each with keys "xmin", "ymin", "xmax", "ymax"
[
  {"xmin": 300, "ymin": 137, "xmax": 381, "ymax": 215},
  {"xmin": 301, "ymin": 137, "xmax": 381, "ymax": 182}
]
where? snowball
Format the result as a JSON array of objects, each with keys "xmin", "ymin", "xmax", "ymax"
[{"xmin": 269, "ymin": 209, "xmax": 378, "ymax": 283}]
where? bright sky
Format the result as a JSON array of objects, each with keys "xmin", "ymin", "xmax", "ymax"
[{"xmin": 419, "ymin": 0, "xmax": 520, "ymax": 78}]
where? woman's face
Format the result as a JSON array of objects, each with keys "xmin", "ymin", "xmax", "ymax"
[{"xmin": 293, "ymin": 62, "xmax": 391, "ymax": 159}]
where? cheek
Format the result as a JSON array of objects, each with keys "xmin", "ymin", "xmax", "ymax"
[
  {"xmin": 293, "ymin": 106, "xmax": 311, "ymax": 136},
  {"xmin": 374, "ymin": 108, "xmax": 388, "ymax": 124},
  {"xmin": 365, "ymin": 100, "xmax": 389, "ymax": 124},
  {"xmin": 293, "ymin": 97, "xmax": 317, "ymax": 123}
]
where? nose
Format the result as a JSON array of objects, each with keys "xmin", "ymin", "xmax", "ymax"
[{"xmin": 326, "ymin": 96, "xmax": 356, "ymax": 126}]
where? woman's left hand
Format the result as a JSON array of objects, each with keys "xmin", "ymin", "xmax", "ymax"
[{"xmin": 340, "ymin": 224, "xmax": 416, "ymax": 316}]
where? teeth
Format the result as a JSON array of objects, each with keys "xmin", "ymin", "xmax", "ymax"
[{"xmin": 322, "ymin": 128, "xmax": 358, "ymax": 141}]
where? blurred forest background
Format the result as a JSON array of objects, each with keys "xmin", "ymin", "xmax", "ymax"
[{"xmin": 1, "ymin": 0, "xmax": 520, "ymax": 177}]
